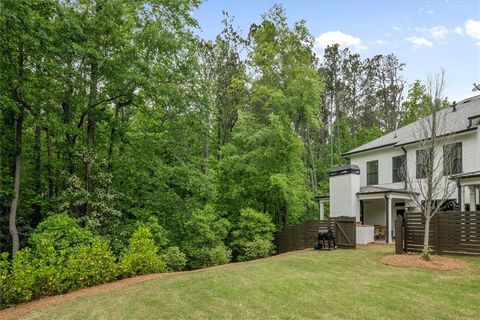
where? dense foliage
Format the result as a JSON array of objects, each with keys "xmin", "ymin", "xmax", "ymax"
[
  {"xmin": 181, "ymin": 206, "xmax": 232, "ymax": 269},
  {"xmin": 0, "ymin": 1, "xmax": 448, "ymax": 307},
  {"xmin": 231, "ymin": 208, "xmax": 276, "ymax": 261}
]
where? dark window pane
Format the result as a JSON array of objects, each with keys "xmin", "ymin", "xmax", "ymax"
[
  {"xmin": 366, "ymin": 160, "xmax": 378, "ymax": 185},
  {"xmin": 416, "ymin": 149, "xmax": 428, "ymax": 179},
  {"xmin": 443, "ymin": 142, "xmax": 462, "ymax": 175},
  {"xmin": 392, "ymin": 155, "xmax": 406, "ymax": 183}
]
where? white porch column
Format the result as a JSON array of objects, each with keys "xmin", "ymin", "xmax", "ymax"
[
  {"xmin": 470, "ymin": 187, "xmax": 476, "ymax": 212},
  {"xmin": 458, "ymin": 186, "xmax": 464, "ymax": 211},
  {"xmin": 387, "ymin": 195, "xmax": 392, "ymax": 244},
  {"xmin": 319, "ymin": 202, "xmax": 325, "ymax": 221}
]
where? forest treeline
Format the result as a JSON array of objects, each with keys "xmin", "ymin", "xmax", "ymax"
[{"xmin": 1, "ymin": 1, "xmax": 442, "ymax": 266}]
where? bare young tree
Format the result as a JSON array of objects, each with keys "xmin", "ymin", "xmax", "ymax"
[{"xmin": 404, "ymin": 70, "xmax": 459, "ymax": 260}]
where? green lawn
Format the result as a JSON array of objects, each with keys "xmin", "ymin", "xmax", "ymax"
[{"xmin": 15, "ymin": 245, "xmax": 480, "ymax": 320}]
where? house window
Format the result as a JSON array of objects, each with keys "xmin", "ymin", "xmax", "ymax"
[
  {"xmin": 392, "ymin": 155, "xmax": 406, "ymax": 183},
  {"xmin": 416, "ymin": 149, "xmax": 429, "ymax": 179},
  {"xmin": 367, "ymin": 160, "xmax": 378, "ymax": 185},
  {"xmin": 443, "ymin": 142, "xmax": 462, "ymax": 175}
]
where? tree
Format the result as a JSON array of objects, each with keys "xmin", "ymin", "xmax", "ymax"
[{"xmin": 404, "ymin": 71, "xmax": 458, "ymax": 260}]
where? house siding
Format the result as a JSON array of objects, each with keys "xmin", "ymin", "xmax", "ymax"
[
  {"xmin": 349, "ymin": 147, "xmax": 405, "ymax": 188},
  {"xmin": 348, "ymin": 128, "xmax": 479, "ymax": 210}
]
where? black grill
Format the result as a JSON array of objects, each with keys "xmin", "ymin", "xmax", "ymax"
[{"xmin": 314, "ymin": 227, "xmax": 336, "ymax": 250}]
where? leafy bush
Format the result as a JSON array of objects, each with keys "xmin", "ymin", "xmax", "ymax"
[
  {"xmin": 239, "ymin": 238, "xmax": 275, "ymax": 262},
  {"xmin": 29, "ymin": 213, "xmax": 93, "ymax": 254},
  {"xmin": 182, "ymin": 206, "xmax": 232, "ymax": 269},
  {"xmin": 66, "ymin": 238, "xmax": 118, "ymax": 289},
  {"xmin": 119, "ymin": 226, "xmax": 165, "ymax": 277},
  {"xmin": 0, "ymin": 215, "xmax": 120, "ymax": 309},
  {"xmin": 31, "ymin": 245, "xmax": 67, "ymax": 297},
  {"xmin": 231, "ymin": 208, "xmax": 275, "ymax": 261},
  {"xmin": 160, "ymin": 246, "xmax": 187, "ymax": 272},
  {"xmin": 0, "ymin": 249, "xmax": 36, "ymax": 306},
  {"xmin": 105, "ymin": 213, "xmax": 170, "ymax": 255}
]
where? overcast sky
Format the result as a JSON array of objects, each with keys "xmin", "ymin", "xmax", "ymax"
[{"xmin": 193, "ymin": 0, "xmax": 480, "ymax": 102}]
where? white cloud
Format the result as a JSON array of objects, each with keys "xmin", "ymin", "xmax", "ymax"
[
  {"xmin": 454, "ymin": 26, "xmax": 464, "ymax": 35},
  {"xmin": 415, "ymin": 26, "xmax": 448, "ymax": 40},
  {"xmin": 372, "ymin": 39, "xmax": 387, "ymax": 45},
  {"xmin": 465, "ymin": 19, "xmax": 480, "ymax": 40},
  {"xmin": 406, "ymin": 36, "xmax": 433, "ymax": 47},
  {"xmin": 392, "ymin": 26, "xmax": 402, "ymax": 32},
  {"xmin": 315, "ymin": 31, "xmax": 368, "ymax": 51}
]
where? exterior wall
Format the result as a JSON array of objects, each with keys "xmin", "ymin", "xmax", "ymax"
[
  {"xmin": 363, "ymin": 199, "xmax": 385, "ymax": 225},
  {"xmin": 349, "ymin": 147, "xmax": 405, "ymax": 188},
  {"xmin": 330, "ymin": 173, "xmax": 360, "ymax": 220},
  {"xmin": 404, "ymin": 131, "xmax": 478, "ymax": 205},
  {"xmin": 349, "ymin": 129, "xmax": 479, "ymax": 209}
]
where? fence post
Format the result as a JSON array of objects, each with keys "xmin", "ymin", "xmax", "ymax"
[
  {"xmin": 395, "ymin": 215, "xmax": 404, "ymax": 254},
  {"xmin": 434, "ymin": 214, "xmax": 440, "ymax": 254}
]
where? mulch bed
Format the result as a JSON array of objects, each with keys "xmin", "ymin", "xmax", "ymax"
[{"xmin": 380, "ymin": 253, "xmax": 469, "ymax": 271}]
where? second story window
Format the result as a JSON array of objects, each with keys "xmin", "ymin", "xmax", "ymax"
[
  {"xmin": 443, "ymin": 142, "xmax": 462, "ymax": 175},
  {"xmin": 416, "ymin": 149, "xmax": 429, "ymax": 179},
  {"xmin": 392, "ymin": 155, "xmax": 406, "ymax": 183},
  {"xmin": 367, "ymin": 160, "xmax": 378, "ymax": 185}
]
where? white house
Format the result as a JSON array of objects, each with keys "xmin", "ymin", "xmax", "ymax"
[{"xmin": 319, "ymin": 95, "xmax": 480, "ymax": 244}]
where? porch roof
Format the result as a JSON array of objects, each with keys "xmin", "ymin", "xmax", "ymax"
[
  {"xmin": 450, "ymin": 171, "xmax": 480, "ymax": 187},
  {"xmin": 356, "ymin": 186, "xmax": 417, "ymax": 200}
]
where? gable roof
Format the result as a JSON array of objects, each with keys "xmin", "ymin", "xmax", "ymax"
[{"xmin": 343, "ymin": 94, "xmax": 480, "ymax": 157}]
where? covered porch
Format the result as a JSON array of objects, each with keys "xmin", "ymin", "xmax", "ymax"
[
  {"xmin": 452, "ymin": 171, "xmax": 480, "ymax": 211},
  {"xmin": 357, "ymin": 186, "xmax": 416, "ymax": 244}
]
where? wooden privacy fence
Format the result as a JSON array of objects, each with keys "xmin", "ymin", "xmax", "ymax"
[
  {"xmin": 397, "ymin": 211, "xmax": 480, "ymax": 256},
  {"xmin": 276, "ymin": 217, "xmax": 356, "ymax": 254}
]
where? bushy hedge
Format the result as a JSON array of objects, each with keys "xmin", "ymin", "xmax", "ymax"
[
  {"xmin": 0, "ymin": 214, "xmax": 188, "ymax": 309},
  {"xmin": 119, "ymin": 226, "xmax": 165, "ymax": 277},
  {"xmin": 231, "ymin": 208, "xmax": 276, "ymax": 261},
  {"xmin": 0, "ymin": 208, "xmax": 277, "ymax": 309},
  {"xmin": 160, "ymin": 246, "xmax": 187, "ymax": 272},
  {"xmin": 182, "ymin": 205, "xmax": 232, "ymax": 269}
]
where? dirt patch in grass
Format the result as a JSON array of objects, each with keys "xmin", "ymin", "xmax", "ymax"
[{"xmin": 380, "ymin": 254, "xmax": 469, "ymax": 271}]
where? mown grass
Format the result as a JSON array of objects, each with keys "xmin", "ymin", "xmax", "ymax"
[{"xmin": 15, "ymin": 245, "xmax": 480, "ymax": 320}]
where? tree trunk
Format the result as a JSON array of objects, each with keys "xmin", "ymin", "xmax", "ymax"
[
  {"xmin": 422, "ymin": 215, "xmax": 431, "ymax": 257},
  {"xmin": 9, "ymin": 104, "xmax": 24, "ymax": 257}
]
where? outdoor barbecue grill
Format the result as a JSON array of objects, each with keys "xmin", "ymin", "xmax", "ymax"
[{"xmin": 314, "ymin": 227, "xmax": 336, "ymax": 250}]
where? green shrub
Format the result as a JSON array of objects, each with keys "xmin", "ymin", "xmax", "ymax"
[
  {"xmin": 239, "ymin": 238, "xmax": 275, "ymax": 261},
  {"xmin": 0, "ymin": 216, "xmax": 120, "ymax": 309},
  {"xmin": 119, "ymin": 226, "xmax": 165, "ymax": 277},
  {"xmin": 0, "ymin": 249, "xmax": 36, "ymax": 307},
  {"xmin": 182, "ymin": 205, "xmax": 232, "ymax": 269},
  {"xmin": 31, "ymin": 245, "xmax": 67, "ymax": 297},
  {"xmin": 231, "ymin": 208, "xmax": 275, "ymax": 261},
  {"xmin": 0, "ymin": 253, "xmax": 9, "ymax": 304},
  {"xmin": 30, "ymin": 213, "xmax": 93, "ymax": 254},
  {"xmin": 187, "ymin": 246, "xmax": 232, "ymax": 270},
  {"xmin": 66, "ymin": 238, "xmax": 118, "ymax": 289},
  {"xmin": 160, "ymin": 246, "xmax": 187, "ymax": 272}
]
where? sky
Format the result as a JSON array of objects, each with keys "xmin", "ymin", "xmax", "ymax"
[{"xmin": 192, "ymin": 0, "xmax": 480, "ymax": 102}]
